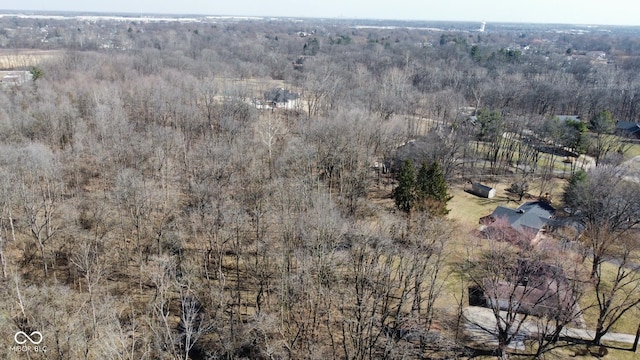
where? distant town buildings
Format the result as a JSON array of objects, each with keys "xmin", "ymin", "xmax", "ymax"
[{"xmin": 0, "ymin": 70, "xmax": 31, "ymax": 85}]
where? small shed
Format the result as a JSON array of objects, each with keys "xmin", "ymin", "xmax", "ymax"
[{"xmin": 472, "ymin": 183, "xmax": 496, "ymax": 198}]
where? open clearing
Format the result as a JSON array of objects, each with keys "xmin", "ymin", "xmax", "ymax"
[
  {"xmin": 0, "ymin": 48, "xmax": 62, "ymax": 69},
  {"xmin": 447, "ymin": 177, "xmax": 567, "ymax": 230}
]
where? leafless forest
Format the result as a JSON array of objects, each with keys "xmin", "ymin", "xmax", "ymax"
[{"xmin": 1, "ymin": 14, "xmax": 640, "ymax": 359}]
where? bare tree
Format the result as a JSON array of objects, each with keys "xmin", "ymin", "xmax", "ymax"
[
  {"xmin": 301, "ymin": 59, "xmax": 343, "ymax": 118},
  {"xmin": 332, "ymin": 216, "xmax": 450, "ymax": 360},
  {"xmin": 0, "ymin": 168, "xmax": 18, "ymax": 280},
  {"xmin": 588, "ymin": 110, "xmax": 619, "ymax": 166},
  {"xmin": 564, "ymin": 165, "xmax": 640, "ymax": 278},
  {"xmin": 71, "ymin": 237, "xmax": 109, "ymax": 340},
  {"xmin": 15, "ymin": 144, "xmax": 63, "ymax": 278},
  {"xmin": 177, "ymin": 289, "xmax": 215, "ymax": 360},
  {"xmin": 530, "ymin": 253, "xmax": 588, "ymax": 358},
  {"xmin": 195, "ymin": 79, "xmax": 219, "ymax": 135},
  {"xmin": 462, "ymin": 236, "xmax": 564, "ymax": 359},
  {"xmin": 588, "ymin": 231, "xmax": 640, "ymax": 345},
  {"xmin": 145, "ymin": 255, "xmax": 180, "ymax": 359},
  {"xmin": 256, "ymin": 112, "xmax": 287, "ymax": 179},
  {"xmin": 114, "ymin": 168, "xmax": 152, "ymax": 284}
]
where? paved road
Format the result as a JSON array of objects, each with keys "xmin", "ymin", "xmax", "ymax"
[
  {"xmin": 560, "ymin": 327, "xmax": 637, "ymax": 344},
  {"xmin": 463, "ymin": 306, "xmax": 638, "ymax": 350}
]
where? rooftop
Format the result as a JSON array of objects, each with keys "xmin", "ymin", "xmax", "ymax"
[
  {"xmin": 472, "ymin": 183, "xmax": 494, "ymax": 192},
  {"xmin": 483, "ymin": 201, "xmax": 555, "ymax": 233},
  {"xmin": 555, "ymin": 115, "xmax": 581, "ymax": 122},
  {"xmin": 616, "ymin": 120, "xmax": 640, "ymax": 133}
]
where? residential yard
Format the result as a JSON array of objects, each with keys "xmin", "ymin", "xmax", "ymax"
[
  {"xmin": 579, "ymin": 260, "xmax": 640, "ymax": 335},
  {"xmin": 369, "ymin": 166, "xmax": 639, "ymax": 358},
  {"xmin": 213, "ymin": 77, "xmax": 299, "ymax": 100},
  {"xmin": 491, "ymin": 347, "xmax": 639, "ymax": 359},
  {"xmin": 623, "ymin": 141, "xmax": 640, "ymax": 160},
  {"xmin": 470, "ymin": 139, "xmax": 592, "ymax": 177},
  {"xmin": 445, "ymin": 175, "xmax": 640, "ymax": 358},
  {"xmin": 447, "ymin": 177, "xmax": 568, "ymax": 229},
  {"xmin": 448, "ymin": 183, "xmax": 512, "ymax": 227}
]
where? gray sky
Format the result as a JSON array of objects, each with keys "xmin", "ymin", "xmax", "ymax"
[{"xmin": 1, "ymin": 0, "xmax": 638, "ymax": 26}]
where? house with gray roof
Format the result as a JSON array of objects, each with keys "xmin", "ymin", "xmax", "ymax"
[
  {"xmin": 480, "ymin": 201, "xmax": 555, "ymax": 243},
  {"xmin": 554, "ymin": 115, "xmax": 581, "ymax": 123},
  {"xmin": 263, "ymin": 87, "xmax": 301, "ymax": 110},
  {"xmin": 616, "ymin": 120, "xmax": 640, "ymax": 139}
]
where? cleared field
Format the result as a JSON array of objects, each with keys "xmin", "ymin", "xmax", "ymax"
[
  {"xmin": 214, "ymin": 77, "xmax": 297, "ymax": 98},
  {"xmin": 0, "ymin": 49, "xmax": 62, "ymax": 69}
]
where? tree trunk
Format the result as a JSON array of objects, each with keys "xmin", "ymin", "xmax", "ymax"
[
  {"xmin": 591, "ymin": 254, "xmax": 600, "ymax": 280},
  {"xmin": 39, "ymin": 241, "xmax": 48, "ymax": 277},
  {"xmin": 632, "ymin": 323, "xmax": 640, "ymax": 352},
  {"xmin": 593, "ymin": 312, "xmax": 607, "ymax": 345}
]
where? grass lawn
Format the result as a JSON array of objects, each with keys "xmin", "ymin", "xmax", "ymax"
[
  {"xmin": 447, "ymin": 183, "xmax": 515, "ymax": 226},
  {"xmin": 475, "ymin": 346, "xmax": 640, "ymax": 359},
  {"xmin": 447, "ymin": 176, "xmax": 567, "ymax": 228},
  {"xmin": 444, "ymin": 177, "xmax": 640, "ymax": 358},
  {"xmin": 578, "ymin": 260, "xmax": 640, "ymax": 335},
  {"xmin": 369, "ymin": 155, "xmax": 640, "ymax": 358},
  {"xmin": 470, "ymin": 139, "xmax": 587, "ymax": 176},
  {"xmin": 623, "ymin": 141, "xmax": 640, "ymax": 160}
]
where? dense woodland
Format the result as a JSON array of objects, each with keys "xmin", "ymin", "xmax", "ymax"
[{"xmin": 1, "ymin": 15, "xmax": 640, "ymax": 359}]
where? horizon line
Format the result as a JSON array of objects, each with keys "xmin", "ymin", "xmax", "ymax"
[{"xmin": 0, "ymin": 9, "xmax": 638, "ymax": 28}]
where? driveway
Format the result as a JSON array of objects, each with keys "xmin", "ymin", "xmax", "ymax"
[{"xmin": 462, "ymin": 306, "xmax": 638, "ymax": 350}]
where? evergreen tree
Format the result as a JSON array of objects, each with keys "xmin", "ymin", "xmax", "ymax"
[
  {"xmin": 30, "ymin": 66, "xmax": 43, "ymax": 81},
  {"xmin": 564, "ymin": 119, "xmax": 589, "ymax": 154},
  {"xmin": 415, "ymin": 162, "xmax": 430, "ymax": 202},
  {"xmin": 415, "ymin": 161, "xmax": 453, "ymax": 216},
  {"xmin": 476, "ymin": 108, "xmax": 504, "ymax": 142},
  {"xmin": 393, "ymin": 159, "xmax": 415, "ymax": 213},
  {"xmin": 425, "ymin": 161, "xmax": 453, "ymax": 216},
  {"xmin": 589, "ymin": 110, "xmax": 615, "ymax": 135},
  {"xmin": 563, "ymin": 168, "xmax": 587, "ymax": 210},
  {"xmin": 394, "ymin": 160, "xmax": 453, "ymax": 217}
]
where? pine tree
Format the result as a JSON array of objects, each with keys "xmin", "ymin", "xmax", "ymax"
[
  {"xmin": 29, "ymin": 66, "xmax": 43, "ymax": 81},
  {"xmin": 415, "ymin": 162, "xmax": 430, "ymax": 212},
  {"xmin": 417, "ymin": 161, "xmax": 453, "ymax": 217},
  {"xmin": 393, "ymin": 159, "xmax": 416, "ymax": 213},
  {"xmin": 394, "ymin": 160, "xmax": 453, "ymax": 217},
  {"xmin": 563, "ymin": 168, "xmax": 587, "ymax": 210}
]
